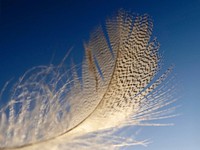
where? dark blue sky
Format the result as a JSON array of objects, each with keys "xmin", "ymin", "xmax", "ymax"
[{"xmin": 0, "ymin": 0, "xmax": 200, "ymax": 149}]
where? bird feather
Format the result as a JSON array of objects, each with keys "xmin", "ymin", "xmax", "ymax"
[{"xmin": 0, "ymin": 10, "xmax": 176, "ymax": 150}]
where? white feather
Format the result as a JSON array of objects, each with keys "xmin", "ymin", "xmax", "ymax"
[{"xmin": 0, "ymin": 10, "xmax": 176, "ymax": 150}]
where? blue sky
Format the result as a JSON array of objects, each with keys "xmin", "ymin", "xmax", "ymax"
[{"xmin": 0, "ymin": 0, "xmax": 200, "ymax": 149}]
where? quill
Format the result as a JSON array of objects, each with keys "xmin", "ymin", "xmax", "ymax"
[{"xmin": 0, "ymin": 10, "xmax": 176, "ymax": 150}]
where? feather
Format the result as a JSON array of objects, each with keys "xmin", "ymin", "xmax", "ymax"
[{"xmin": 0, "ymin": 10, "xmax": 176, "ymax": 150}]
